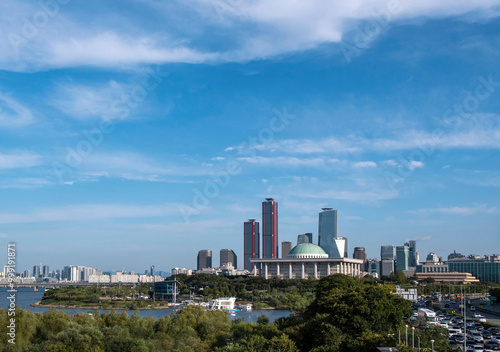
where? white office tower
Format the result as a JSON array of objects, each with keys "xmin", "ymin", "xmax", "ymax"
[{"xmin": 318, "ymin": 208, "xmax": 347, "ymax": 258}]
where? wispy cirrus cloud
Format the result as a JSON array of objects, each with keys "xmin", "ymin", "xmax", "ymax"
[
  {"xmin": 57, "ymin": 151, "xmax": 210, "ymax": 183},
  {"xmin": 50, "ymin": 81, "xmax": 129, "ymax": 120},
  {"xmin": 411, "ymin": 205, "xmax": 500, "ymax": 215},
  {"xmin": 0, "ymin": 203, "xmax": 181, "ymax": 224},
  {"xmin": 237, "ymin": 156, "xmax": 327, "ymax": 168},
  {"xmin": 0, "ymin": 93, "xmax": 35, "ymax": 127},
  {"xmin": 353, "ymin": 161, "xmax": 377, "ymax": 168},
  {"xmin": 227, "ymin": 119, "xmax": 500, "ymax": 156},
  {"xmin": 0, "ymin": 151, "xmax": 42, "ymax": 169},
  {"xmin": 2, "ymin": 0, "xmax": 500, "ymax": 71},
  {"xmin": 0, "ymin": 178, "xmax": 53, "ymax": 189},
  {"xmin": 47, "ymin": 32, "xmax": 220, "ymax": 68}
]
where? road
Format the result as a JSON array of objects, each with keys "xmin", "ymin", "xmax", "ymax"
[{"xmin": 434, "ymin": 300, "xmax": 500, "ymax": 326}]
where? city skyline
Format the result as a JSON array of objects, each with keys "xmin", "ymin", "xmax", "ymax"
[{"xmin": 0, "ymin": 1, "xmax": 499, "ymax": 272}]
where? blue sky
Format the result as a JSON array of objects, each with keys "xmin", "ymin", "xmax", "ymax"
[{"xmin": 0, "ymin": 0, "xmax": 499, "ymax": 273}]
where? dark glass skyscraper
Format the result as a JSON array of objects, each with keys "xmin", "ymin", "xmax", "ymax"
[
  {"xmin": 396, "ymin": 243, "xmax": 410, "ymax": 271},
  {"xmin": 220, "ymin": 249, "xmax": 237, "ymax": 268},
  {"xmin": 297, "ymin": 233, "xmax": 313, "ymax": 244},
  {"xmin": 262, "ymin": 198, "xmax": 278, "ymax": 259},
  {"xmin": 197, "ymin": 250, "xmax": 212, "ymax": 270},
  {"xmin": 319, "ymin": 208, "xmax": 346, "ymax": 258},
  {"xmin": 244, "ymin": 219, "xmax": 260, "ymax": 270},
  {"xmin": 408, "ymin": 240, "xmax": 417, "ymax": 267}
]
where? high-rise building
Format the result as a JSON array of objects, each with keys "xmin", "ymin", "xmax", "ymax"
[
  {"xmin": 353, "ymin": 247, "xmax": 367, "ymax": 261},
  {"xmin": 150, "ymin": 265, "xmax": 155, "ymax": 276},
  {"xmin": 381, "ymin": 245, "xmax": 396, "ymax": 261},
  {"xmin": 396, "ymin": 243, "xmax": 410, "ymax": 272},
  {"xmin": 33, "ymin": 265, "xmax": 41, "ymax": 278},
  {"xmin": 318, "ymin": 208, "xmax": 337, "ymax": 242},
  {"xmin": 244, "ymin": 219, "xmax": 260, "ymax": 271},
  {"xmin": 281, "ymin": 241, "xmax": 293, "ymax": 258},
  {"xmin": 318, "ymin": 208, "xmax": 346, "ymax": 258},
  {"xmin": 79, "ymin": 266, "xmax": 93, "ymax": 282},
  {"xmin": 408, "ymin": 240, "xmax": 417, "ymax": 267},
  {"xmin": 220, "ymin": 249, "xmax": 237, "ymax": 268},
  {"xmin": 42, "ymin": 265, "xmax": 50, "ymax": 277},
  {"xmin": 380, "ymin": 260, "xmax": 395, "ymax": 277},
  {"xmin": 197, "ymin": 250, "xmax": 212, "ymax": 271},
  {"xmin": 353, "ymin": 247, "xmax": 368, "ymax": 271},
  {"xmin": 367, "ymin": 258, "xmax": 380, "ymax": 278},
  {"xmin": 62, "ymin": 265, "xmax": 79, "ymax": 282},
  {"xmin": 262, "ymin": 198, "xmax": 278, "ymax": 259},
  {"xmin": 297, "ymin": 233, "xmax": 313, "ymax": 244},
  {"xmin": 23, "ymin": 270, "xmax": 31, "ymax": 278}
]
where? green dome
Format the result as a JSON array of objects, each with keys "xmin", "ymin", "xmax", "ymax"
[{"xmin": 287, "ymin": 243, "xmax": 328, "ymax": 258}]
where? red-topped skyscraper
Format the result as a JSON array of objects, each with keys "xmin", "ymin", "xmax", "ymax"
[
  {"xmin": 244, "ymin": 219, "xmax": 260, "ymax": 271},
  {"xmin": 262, "ymin": 198, "xmax": 278, "ymax": 259}
]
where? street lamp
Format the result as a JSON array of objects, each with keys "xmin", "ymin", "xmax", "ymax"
[
  {"xmin": 412, "ymin": 326, "xmax": 415, "ymax": 349},
  {"xmin": 430, "ymin": 339, "xmax": 434, "ymax": 351},
  {"xmin": 405, "ymin": 325, "xmax": 408, "ymax": 346}
]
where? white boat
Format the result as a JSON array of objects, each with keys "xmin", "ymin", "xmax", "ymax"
[
  {"xmin": 238, "ymin": 304, "xmax": 252, "ymax": 311},
  {"xmin": 209, "ymin": 297, "xmax": 236, "ymax": 311}
]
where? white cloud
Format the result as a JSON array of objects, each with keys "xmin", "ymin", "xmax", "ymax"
[
  {"xmin": 2, "ymin": 0, "xmax": 500, "ymax": 70},
  {"xmin": 237, "ymin": 156, "xmax": 326, "ymax": 168},
  {"xmin": 408, "ymin": 161, "xmax": 425, "ymax": 170},
  {"xmin": 353, "ymin": 161, "xmax": 377, "ymax": 168},
  {"xmin": 0, "ymin": 151, "xmax": 42, "ymax": 169},
  {"xmin": 47, "ymin": 32, "xmax": 219, "ymax": 68},
  {"xmin": 0, "ymin": 93, "xmax": 35, "ymax": 127},
  {"xmin": 298, "ymin": 189, "xmax": 399, "ymax": 202},
  {"xmin": 50, "ymin": 81, "xmax": 128, "ymax": 120},
  {"xmin": 412, "ymin": 205, "xmax": 500, "ymax": 215},
  {"xmin": 74, "ymin": 152, "xmax": 209, "ymax": 181},
  {"xmin": 0, "ymin": 203, "xmax": 180, "ymax": 224},
  {"xmin": 0, "ymin": 178, "xmax": 52, "ymax": 189},
  {"xmin": 229, "ymin": 120, "xmax": 500, "ymax": 156}
]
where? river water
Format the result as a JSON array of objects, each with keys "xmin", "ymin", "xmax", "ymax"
[{"xmin": 1, "ymin": 287, "xmax": 291, "ymax": 322}]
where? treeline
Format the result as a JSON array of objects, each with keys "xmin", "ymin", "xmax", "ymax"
[
  {"xmin": 172, "ymin": 274, "xmax": 318, "ymax": 310},
  {"xmin": 171, "ymin": 274, "xmax": 318, "ymax": 298},
  {"xmin": 41, "ymin": 275, "xmax": 320, "ymax": 311},
  {"xmin": 1, "ymin": 274, "xmax": 452, "ymax": 352}
]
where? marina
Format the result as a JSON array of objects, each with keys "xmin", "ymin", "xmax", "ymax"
[{"xmin": 1, "ymin": 287, "xmax": 290, "ymax": 323}]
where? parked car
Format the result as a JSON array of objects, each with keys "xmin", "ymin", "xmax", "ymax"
[
  {"xmin": 468, "ymin": 330, "xmax": 484, "ymax": 343},
  {"xmin": 487, "ymin": 327, "xmax": 500, "ymax": 336},
  {"xmin": 483, "ymin": 331, "xmax": 493, "ymax": 339},
  {"xmin": 466, "ymin": 345, "xmax": 485, "ymax": 351},
  {"xmin": 451, "ymin": 334, "xmax": 465, "ymax": 343},
  {"xmin": 484, "ymin": 340, "xmax": 500, "ymax": 350},
  {"xmin": 474, "ymin": 323, "xmax": 484, "ymax": 331}
]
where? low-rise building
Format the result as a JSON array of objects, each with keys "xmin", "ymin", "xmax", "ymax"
[
  {"xmin": 395, "ymin": 285, "xmax": 418, "ymax": 301},
  {"xmin": 251, "ymin": 243, "xmax": 363, "ymax": 279}
]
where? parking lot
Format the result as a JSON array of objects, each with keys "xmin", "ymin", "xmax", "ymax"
[{"xmin": 426, "ymin": 299, "xmax": 500, "ymax": 351}]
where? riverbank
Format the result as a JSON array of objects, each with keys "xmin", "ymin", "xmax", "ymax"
[
  {"xmin": 31, "ymin": 301, "xmax": 171, "ymax": 310},
  {"xmin": 32, "ymin": 300, "xmax": 292, "ymax": 311}
]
